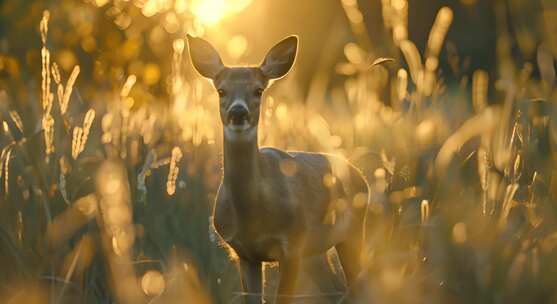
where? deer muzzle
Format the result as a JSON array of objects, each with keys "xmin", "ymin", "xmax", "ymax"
[{"xmin": 227, "ymin": 104, "xmax": 250, "ymax": 128}]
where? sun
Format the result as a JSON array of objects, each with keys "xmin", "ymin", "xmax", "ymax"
[{"xmin": 190, "ymin": 0, "xmax": 253, "ymax": 26}]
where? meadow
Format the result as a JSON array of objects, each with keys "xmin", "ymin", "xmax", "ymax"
[{"xmin": 0, "ymin": 0, "xmax": 556, "ymax": 303}]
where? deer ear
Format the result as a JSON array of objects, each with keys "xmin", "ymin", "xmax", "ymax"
[
  {"xmin": 260, "ymin": 35, "xmax": 298, "ymax": 80},
  {"xmin": 187, "ymin": 34, "xmax": 224, "ymax": 79}
]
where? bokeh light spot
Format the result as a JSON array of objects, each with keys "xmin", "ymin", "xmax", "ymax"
[{"xmin": 141, "ymin": 270, "xmax": 166, "ymax": 296}]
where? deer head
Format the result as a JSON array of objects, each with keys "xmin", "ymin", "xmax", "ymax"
[{"xmin": 187, "ymin": 34, "xmax": 298, "ymax": 142}]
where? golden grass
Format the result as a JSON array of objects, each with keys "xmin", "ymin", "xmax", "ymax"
[{"xmin": 0, "ymin": 1, "xmax": 556, "ymax": 303}]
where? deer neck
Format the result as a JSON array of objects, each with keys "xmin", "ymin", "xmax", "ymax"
[{"xmin": 223, "ymin": 133, "xmax": 261, "ymax": 210}]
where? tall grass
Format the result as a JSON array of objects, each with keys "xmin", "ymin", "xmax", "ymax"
[{"xmin": 0, "ymin": 0, "xmax": 556, "ymax": 303}]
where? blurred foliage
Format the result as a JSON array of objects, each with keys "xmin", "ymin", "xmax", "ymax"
[{"xmin": 0, "ymin": 0, "xmax": 557, "ymax": 303}]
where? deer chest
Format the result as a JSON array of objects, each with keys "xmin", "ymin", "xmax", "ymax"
[
  {"xmin": 227, "ymin": 234, "xmax": 284, "ymax": 262},
  {"xmin": 213, "ymin": 199, "xmax": 288, "ymax": 261}
]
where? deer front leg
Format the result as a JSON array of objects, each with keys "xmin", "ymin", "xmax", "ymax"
[
  {"xmin": 239, "ymin": 259, "xmax": 262, "ymax": 304},
  {"xmin": 275, "ymin": 257, "xmax": 300, "ymax": 304}
]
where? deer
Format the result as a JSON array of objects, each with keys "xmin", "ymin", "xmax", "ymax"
[{"xmin": 186, "ymin": 34, "xmax": 371, "ymax": 304}]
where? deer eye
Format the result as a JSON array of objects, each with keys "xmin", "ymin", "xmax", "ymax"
[
  {"xmin": 254, "ymin": 88, "xmax": 264, "ymax": 98},
  {"xmin": 217, "ymin": 89, "xmax": 226, "ymax": 98}
]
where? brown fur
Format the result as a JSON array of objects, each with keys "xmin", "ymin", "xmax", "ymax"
[{"xmin": 187, "ymin": 34, "xmax": 370, "ymax": 304}]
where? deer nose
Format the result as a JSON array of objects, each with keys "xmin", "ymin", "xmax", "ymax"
[{"xmin": 228, "ymin": 105, "xmax": 249, "ymax": 125}]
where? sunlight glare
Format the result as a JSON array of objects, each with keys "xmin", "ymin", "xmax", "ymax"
[{"xmin": 191, "ymin": 0, "xmax": 253, "ymax": 27}]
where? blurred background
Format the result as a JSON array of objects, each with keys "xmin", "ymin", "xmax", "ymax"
[{"xmin": 0, "ymin": 0, "xmax": 557, "ymax": 303}]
